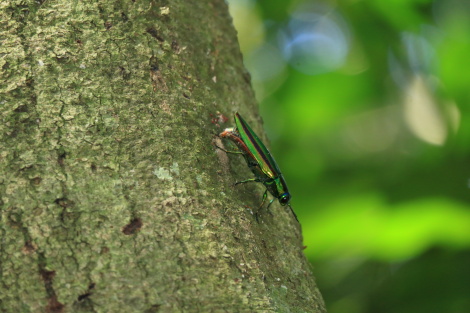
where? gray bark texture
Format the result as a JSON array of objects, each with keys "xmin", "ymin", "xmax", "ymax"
[{"xmin": 0, "ymin": 0, "xmax": 326, "ymax": 312}]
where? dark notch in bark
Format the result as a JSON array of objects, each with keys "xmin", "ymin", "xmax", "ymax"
[
  {"xmin": 22, "ymin": 240, "xmax": 36, "ymax": 254},
  {"xmin": 90, "ymin": 163, "xmax": 97, "ymax": 172},
  {"xmin": 30, "ymin": 176, "xmax": 42, "ymax": 186},
  {"xmin": 171, "ymin": 40, "xmax": 180, "ymax": 53},
  {"xmin": 149, "ymin": 55, "xmax": 159, "ymax": 72},
  {"xmin": 54, "ymin": 197, "xmax": 73, "ymax": 208},
  {"xmin": 57, "ymin": 150, "xmax": 66, "ymax": 167},
  {"xmin": 55, "ymin": 197, "xmax": 76, "ymax": 225},
  {"xmin": 77, "ymin": 282, "xmax": 96, "ymax": 301},
  {"xmin": 104, "ymin": 21, "xmax": 113, "ymax": 30},
  {"xmin": 146, "ymin": 27, "xmax": 165, "ymax": 42},
  {"xmin": 73, "ymin": 282, "xmax": 97, "ymax": 312},
  {"xmin": 122, "ymin": 217, "xmax": 143, "ymax": 235},
  {"xmin": 144, "ymin": 304, "xmax": 162, "ymax": 313},
  {"xmin": 149, "ymin": 56, "xmax": 168, "ymax": 91},
  {"xmin": 14, "ymin": 104, "xmax": 29, "ymax": 113},
  {"xmin": 39, "ymin": 261, "xmax": 64, "ymax": 313},
  {"xmin": 119, "ymin": 65, "xmax": 131, "ymax": 80}
]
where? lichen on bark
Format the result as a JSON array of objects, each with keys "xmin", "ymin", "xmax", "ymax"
[{"xmin": 0, "ymin": 1, "xmax": 325, "ymax": 312}]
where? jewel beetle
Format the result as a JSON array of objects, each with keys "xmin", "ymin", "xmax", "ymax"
[{"xmin": 218, "ymin": 112, "xmax": 298, "ymax": 222}]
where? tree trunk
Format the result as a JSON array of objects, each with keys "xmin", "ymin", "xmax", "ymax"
[{"xmin": 0, "ymin": 1, "xmax": 325, "ymax": 312}]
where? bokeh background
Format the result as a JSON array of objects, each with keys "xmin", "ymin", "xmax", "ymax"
[{"xmin": 226, "ymin": 0, "xmax": 470, "ymax": 312}]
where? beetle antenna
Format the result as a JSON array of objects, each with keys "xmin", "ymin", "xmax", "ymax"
[{"xmin": 288, "ymin": 204, "xmax": 299, "ymax": 223}]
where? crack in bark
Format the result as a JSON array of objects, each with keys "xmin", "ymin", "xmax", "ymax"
[{"xmin": 37, "ymin": 246, "xmax": 64, "ymax": 313}]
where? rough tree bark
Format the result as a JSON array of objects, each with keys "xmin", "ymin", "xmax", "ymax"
[{"xmin": 0, "ymin": 1, "xmax": 325, "ymax": 312}]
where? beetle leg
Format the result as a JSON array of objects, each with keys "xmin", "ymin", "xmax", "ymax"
[
  {"xmin": 254, "ymin": 191, "xmax": 267, "ymax": 224},
  {"xmin": 287, "ymin": 204, "xmax": 299, "ymax": 222},
  {"xmin": 266, "ymin": 197, "xmax": 276, "ymax": 210},
  {"xmin": 254, "ymin": 212, "xmax": 260, "ymax": 223},
  {"xmin": 258, "ymin": 189, "xmax": 268, "ymax": 209},
  {"xmin": 214, "ymin": 144, "xmax": 243, "ymax": 155},
  {"xmin": 264, "ymin": 195, "xmax": 276, "ymax": 217},
  {"xmin": 234, "ymin": 178, "xmax": 259, "ymax": 186}
]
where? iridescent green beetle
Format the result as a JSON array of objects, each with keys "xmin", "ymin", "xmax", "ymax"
[{"xmin": 219, "ymin": 112, "xmax": 298, "ymax": 221}]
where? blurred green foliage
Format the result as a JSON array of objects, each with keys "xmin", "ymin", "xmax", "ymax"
[{"xmin": 228, "ymin": 0, "xmax": 470, "ymax": 312}]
